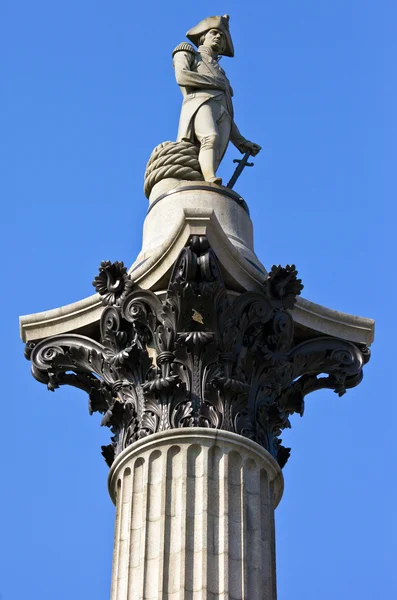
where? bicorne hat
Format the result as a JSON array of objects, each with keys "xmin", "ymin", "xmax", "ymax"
[{"xmin": 186, "ymin": 14, "xmax": 234, "ymax": 57}]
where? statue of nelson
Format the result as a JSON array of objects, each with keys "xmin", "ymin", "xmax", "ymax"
[{"xmin": 173, "ymin": 14, "xmax": 261, "ymax": 185}]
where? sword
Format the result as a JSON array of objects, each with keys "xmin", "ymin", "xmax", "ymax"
[{"xmin": 226, "ymin": 150, "xmax": 254, "ymax": 189}]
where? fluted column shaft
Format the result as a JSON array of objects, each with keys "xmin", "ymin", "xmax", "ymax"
[{"xmin": 108, "ymin": 429, "xmax": 284, "ymax": 600}]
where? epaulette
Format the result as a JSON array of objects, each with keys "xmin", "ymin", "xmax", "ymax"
[{"xmin": 172, "ymin": 42, "xmax": 196, "ymax": 57}]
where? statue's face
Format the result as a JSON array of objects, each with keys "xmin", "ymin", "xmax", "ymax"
[{"xmin": 202, "ymin": 28, "xmax": 226, "ymax": 54}]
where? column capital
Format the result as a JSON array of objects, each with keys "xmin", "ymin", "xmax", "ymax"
[{"xmin": 25, "ymin": 236, "xmax": 370, "ymax": 469}]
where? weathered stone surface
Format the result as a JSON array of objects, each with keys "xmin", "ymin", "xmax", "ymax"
[{"xmin": 108, "ymin": 428, "xmax": 282, "ymax": 600}]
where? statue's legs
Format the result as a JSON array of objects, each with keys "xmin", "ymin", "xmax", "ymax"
[{"xmin": 194, "ymin": 100, "xmax": 231, "ymax": 184}]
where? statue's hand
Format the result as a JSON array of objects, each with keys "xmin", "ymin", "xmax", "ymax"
[{"xmin": 236, "ymin": 140, "xmax": 261, "ymax": 156}]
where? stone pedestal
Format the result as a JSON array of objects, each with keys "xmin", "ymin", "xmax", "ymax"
[
  {"xmin": 108, "ymin": 429, "xmax": 283, "ymax": 600},
  {"xmin": 135, "ymin": 182, "xmax": 267, "ymax": 290}
]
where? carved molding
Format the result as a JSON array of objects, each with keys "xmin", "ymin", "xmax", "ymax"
[{"xmin": 26, "ymin": 237, "xmax": 370, "ymax": 468}]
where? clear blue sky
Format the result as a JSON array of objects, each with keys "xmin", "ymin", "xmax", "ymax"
[{"xmin": 2, "ymin": 1, "xmax": 395, "ymax": 598}]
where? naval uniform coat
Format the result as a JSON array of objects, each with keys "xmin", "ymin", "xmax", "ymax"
[{"xmin": 173, "ymin": 43, "xmax": 245, "ymax": 148}]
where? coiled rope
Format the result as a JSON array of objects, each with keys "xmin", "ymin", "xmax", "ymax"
[{"xmin": 144, "ymin": 141, "xmax": 203, "ymax": 198}]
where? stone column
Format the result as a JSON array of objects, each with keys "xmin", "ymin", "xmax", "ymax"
[
  {"xmin": 23, "ymin": 225, "xmax": 371, "ymax": 600},
  {"xmin": 108, "ymin": 428, "xmax": 283, "ymax": 600}
]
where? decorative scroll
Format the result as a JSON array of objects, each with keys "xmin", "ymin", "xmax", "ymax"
[{"xmin": 26, "ymin": 239, "xmax": 370, "ymax": 468}]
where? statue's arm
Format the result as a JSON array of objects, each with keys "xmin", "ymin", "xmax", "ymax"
[
  {"xmin": 173, "ymin": 45, "xmax": 226, "ymax": 90},
  {"xmin": 230, "ymin": 121, "xmax": 262, "ymax": 156},
  {"xmin": 230, "ymin": 121, "xmax": 248, "ymax": 148}
]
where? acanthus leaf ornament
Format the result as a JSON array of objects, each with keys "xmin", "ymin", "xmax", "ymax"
[{"xmin": 26, "ymin": 242, "xmax": 370, "ymax": 468}]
